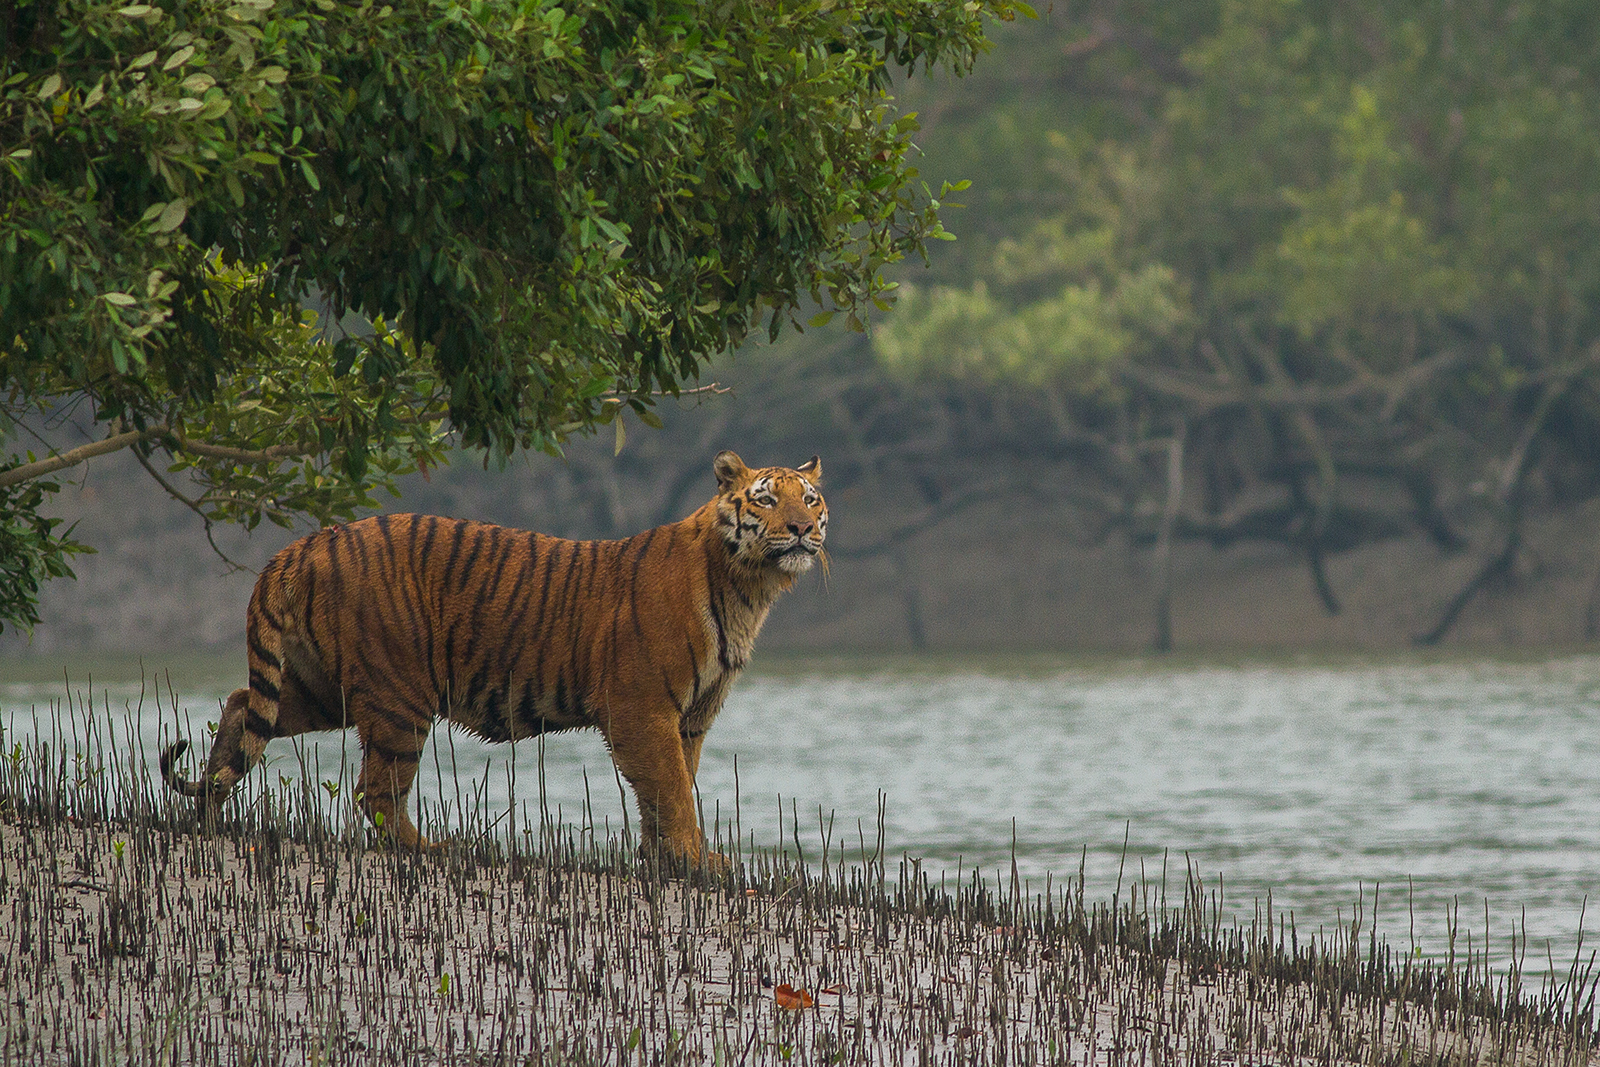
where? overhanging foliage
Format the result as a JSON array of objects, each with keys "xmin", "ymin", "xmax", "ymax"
[{"xmin": 0, "ymin": 0, "xmax": 1028, "ymax": 632}]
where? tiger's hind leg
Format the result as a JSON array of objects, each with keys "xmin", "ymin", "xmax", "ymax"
[{"xmin": 354, "ymin": 707, "xmax": 434, "ymax": 849}]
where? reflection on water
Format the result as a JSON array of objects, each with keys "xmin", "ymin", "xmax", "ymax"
[{"xmin": 3, "ymin": 653, "xmax": 1598, "ymax": 975}]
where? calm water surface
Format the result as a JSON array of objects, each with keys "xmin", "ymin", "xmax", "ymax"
[{"xmin": 4, "ymin": 653, "xmax": 1598, "ymax": 975}]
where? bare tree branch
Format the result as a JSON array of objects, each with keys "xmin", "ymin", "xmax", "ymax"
[
  {"xmin": 0, "ymin": 427, "xmax": 155, "ymax": 489},
  {"xmin": 1, "ymin": 422, "xmax": 328, "ymax": 489},
  {"xmin": 171, "ymin": 438, "xmax": 311, "ymax": 464}
]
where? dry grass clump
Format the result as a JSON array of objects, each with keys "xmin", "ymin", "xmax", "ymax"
[{"xmin": 0, "ymin": 682, "xmax": 1596, "ymax": 1065}]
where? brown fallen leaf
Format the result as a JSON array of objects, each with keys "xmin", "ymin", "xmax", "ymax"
[{"xmin": 774, "ymin": 983, "xmax": 814, "ymax": 1010}]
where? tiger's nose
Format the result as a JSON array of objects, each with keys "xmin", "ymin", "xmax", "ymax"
[{"xmin": 787, "ymin": 520, "xmax": 814, "ymax": 537}]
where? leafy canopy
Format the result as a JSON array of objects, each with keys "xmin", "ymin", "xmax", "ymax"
[{"xmin": 0, "ymin": 0, "xmax": 1029, "ymax": 632}]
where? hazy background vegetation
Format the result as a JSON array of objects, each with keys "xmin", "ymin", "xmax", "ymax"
[{"xmin": 10, "ymin": 0, "xmax": 1600, "ymax": 657}]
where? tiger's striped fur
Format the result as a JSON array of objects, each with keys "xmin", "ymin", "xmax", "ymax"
[{"xmin": 159, "ymin": 451, "xmax": 827, "ymax": 863}]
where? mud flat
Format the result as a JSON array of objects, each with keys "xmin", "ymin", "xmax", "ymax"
[{"xmin": 0, "ymin": 702, "xmax": 1596, "ymax": 1065}]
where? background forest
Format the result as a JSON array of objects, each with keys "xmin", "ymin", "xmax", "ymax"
[{"xmin": 10, "ymin": 0, "xmax": 1600, "ymax": 655}]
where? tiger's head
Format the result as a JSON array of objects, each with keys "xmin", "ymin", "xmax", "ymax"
[{"xmin": 713, "ymin": 451, "xmax": 828, "ymax": 576}]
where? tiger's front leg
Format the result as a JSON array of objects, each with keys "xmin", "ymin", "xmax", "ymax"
[{"xmin": 607, "ymin": 712, "xmax": 722, "ymax": 868}]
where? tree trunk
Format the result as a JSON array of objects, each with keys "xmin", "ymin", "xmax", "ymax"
[{"xmin": 1152, "ymin": 423, "xmax": 1187, "ymax": 653}]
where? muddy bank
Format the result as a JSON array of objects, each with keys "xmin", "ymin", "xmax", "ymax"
[{"xmin": 3, "ymin": 801, "xmax": 1594, "ymax": 1065}]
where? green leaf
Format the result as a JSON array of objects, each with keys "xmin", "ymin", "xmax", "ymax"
[
  {"xmin": 163, "ymin": 45, "xmax": 196, "ymax": 71},
  {"xmin": 153, "ymin": 199, "xmax": 188, "ymax": 233},
  {"xmin": 594, "ymin": 217, "xmax": 629, "ymax": 246}
]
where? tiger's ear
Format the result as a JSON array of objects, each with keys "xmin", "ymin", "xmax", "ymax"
[
  {"xmin": 713, "ymin": 450, "xmax": 750, "ymax": 489},
  {"xmin": 795, "ymin": 455, "xmax": 822, "ymax": 483}
]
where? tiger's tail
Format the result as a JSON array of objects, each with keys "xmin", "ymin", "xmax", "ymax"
[
  {"xmin": 158, "ymin": 738, "xmax": 220, "ymax": 799},
  {"xmin": 159, "ymin": 686, "xmax": 253, "ymax": 808}
]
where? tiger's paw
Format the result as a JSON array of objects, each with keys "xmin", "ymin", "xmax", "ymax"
[{"xmin": 643, "ymin": 840, "xmax": 732, "ymax": 878}]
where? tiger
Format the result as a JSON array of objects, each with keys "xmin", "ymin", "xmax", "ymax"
[{"xmin": 159, "ymin": 450, "xmax": 827, "ymax": 865}]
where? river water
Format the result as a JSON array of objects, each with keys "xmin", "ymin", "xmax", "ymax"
[{"xmin": 3, "ymin": 652, "xmax": 1597, "ymax": 977}]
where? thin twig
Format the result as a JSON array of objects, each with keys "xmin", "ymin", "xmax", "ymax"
[{"xmin": 131, "ymin": 448, "xmax": 252, "ymax": 574}]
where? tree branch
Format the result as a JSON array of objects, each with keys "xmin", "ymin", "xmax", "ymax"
[
  {"xmin": 131, "ymin": 447, "xmax": 252, "ymax": 574},
  {"xmin": 171, "ymin": 437, "xmax": 312, "ymax": 464},
  {"xmin": 0, "ymin": 415, "xmax": 342, "ymax": 491},
  {"xmin": 0, "ymin": 427, "xmax": 157, "ymax": 489}
]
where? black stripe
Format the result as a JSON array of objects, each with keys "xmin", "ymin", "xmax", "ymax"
[
  {"xmin": 440, "ymin": 614, "xmax": 461, "ymax": 717},
  {"xmin": 462, "ymin": 658, "xmax": 490, "ymax": 720},
  {"xmin": 248, "ymin": 670, "xmax": 280, "ymax": 703},
  {"xmin": 442, "ymin": 519, "xmax": 469, "ymax": 586},
  {"xmin": 456, "ymin": 524, "xmax": 489, "ymax": 591},
  {"xmin": 513, "ymin": 681, "xmax": 542, "ymax": 733},
  {"xmin": 362, "ymin": 698, "xmax": 424, "ymax": 734},
  {"xmin": 491, "ymin": 534, "xmax": 538, "ymax": 658},
  {"xmin": 365, "ymin": 739, "xmax": 423, "ymax": 763},
  {"xmin": 526, "ymin": 538, "xmax": 563, "ymax": 713},
  {"xmin": 286, "ymin": 673, "xmax": 343, "ymax": 728},
  {"xmin": 549, "ymin": 540, "xmax": 584, "ymax": 699},
  {"xmin": 377, "ymin": 513, "xmax": 401, "ymax": 577},
  {"xmin": 626, "ymin": 529, "xmax": 657, "ymax": 652},
  {"xmin": 247, "ymin": 633, "xmax": 280, "ymax": 670},
  {"xmin": 629, "ymin": 526, "xmax": 659, "ymax": 581},
  {"xmin": 244, "ymin": 708, "xmax": 275, "ymax": 738},
  {"xmin": 416, "ymin": 514, "xmax": 441, "ymax": 569},
  {"xmin": 553, "ymin": 675, "xmax": 569, "ymax": 720},
  {"xmin": 347, "ymin": 517, "xmax": 374, "ymax": 576},
  {"xmin": 416, "ymin": 517, "xmax": 444, "ymax": 694},
  {"xmin": 472, "ymin": 526, "xmax": 513, "ymax": 622},
  {"xmin": 565, "ymin": 541, "xmax": 599, "ymax": 709},
  {"xmin": 583, "ymin": 540, "xmax": 600, "ymax": 598},
  {"xmin": 255, "ymin": 557, "xmax": 289, "ymax": 632},
  {"xmin": 661, "ymin": 668, "xmax": 684, "ymax": 713},
  {"xmin": 477, "ymin": 686, "xmax": 510, "ymax": 742},
  {"xmin": 555, "ymin": 538, "xmax": 583, "ymax": 623},
  {"xmin": 303, "ymin": 545, "xmax": 334, "ymax": 680},
  {"xmin": 687, "ymin": 637, "xmax": 701, "ymax": 702},
  {"xmin": 394, "ymin": 571, "xmax": 431, "ymax": 675},
  {"xmin": 704, "ymin": 555, "xmax": 729, "ymax": 670},
  {"xmin": 406, "ymin": 513, "xmax": 424, "ymax": 572}
]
